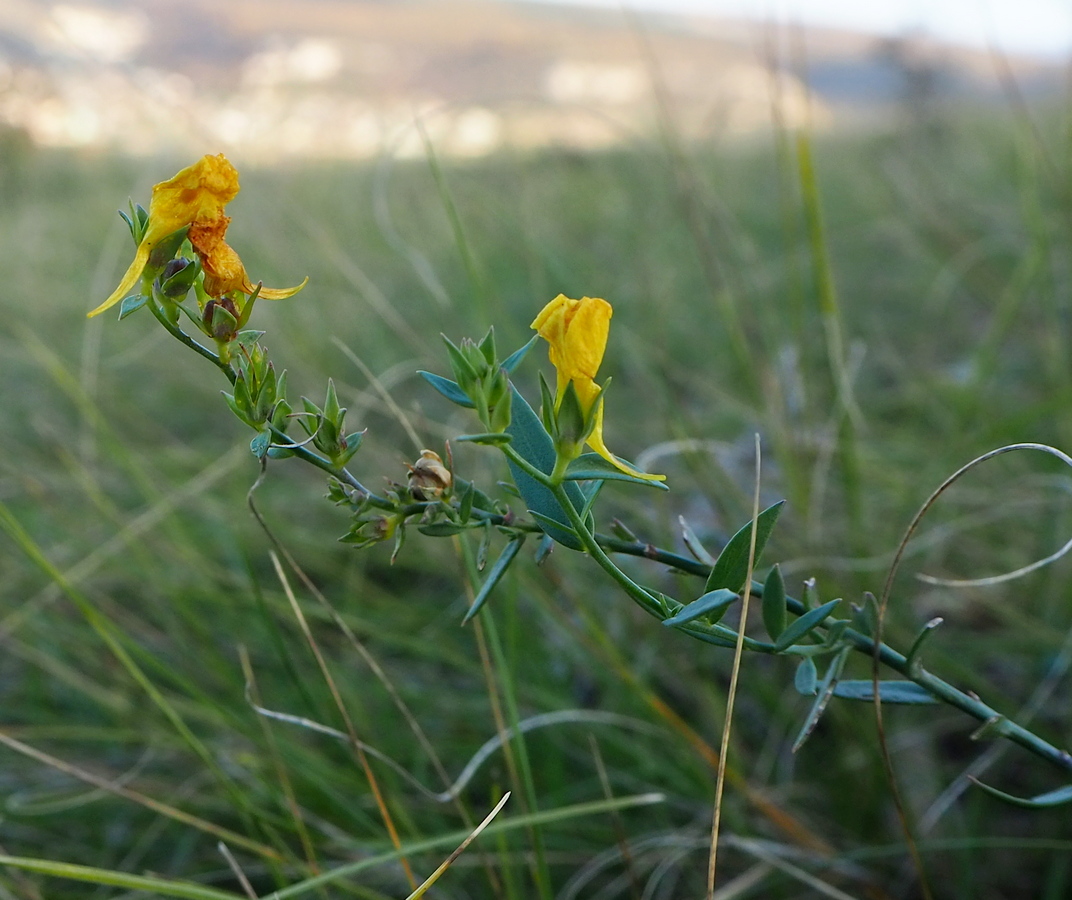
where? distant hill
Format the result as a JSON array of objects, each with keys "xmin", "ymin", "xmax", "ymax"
[{"xmin": 0, "ymin": 0, "xmax": 1062, "ymax": 160}]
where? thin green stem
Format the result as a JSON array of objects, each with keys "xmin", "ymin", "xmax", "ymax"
[
  {"xmin": 147, "ymin": 297, "xmax": 237, "ymax": 385},
  {"xmin": 545, "ymin": 484, "xmax": 664, "ymax": 618},
  {"xmin": 591, "ymin": 533, "xmax": 1072, "ymax": 772}
]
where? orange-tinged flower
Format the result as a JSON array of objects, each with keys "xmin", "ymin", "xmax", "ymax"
[
  {"xmin": 531, "ymin": 294, "xmax": 664, "ymax": 481},
  {"xmin": 88, "ymin": 154, "xmax": 306, "ymax": 317}
]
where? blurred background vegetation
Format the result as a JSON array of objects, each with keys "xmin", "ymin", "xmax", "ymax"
[{"xmin": 3, "ymin": 1, "xmax": 1072, "ymax": 898}]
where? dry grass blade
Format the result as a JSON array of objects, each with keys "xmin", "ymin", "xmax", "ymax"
[
  {"xmin": 268, "ymin": 551, "xmax": 417, "ymax": 889},
  {"xmin": 707, "ymin": 433, "xmax": 763, "ymax": 896},
  {"xmin": 0, "ymin": 730, "xmax": 279, "ymax": 861},
  {"xmin": 402, "ymin": 792, "xmax": 510, "ymax": 900},
  {"xmin": 217, "ymin": 843, "xmax": 258, "ymax": 900}
]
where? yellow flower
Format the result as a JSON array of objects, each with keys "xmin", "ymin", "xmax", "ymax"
[
  {"xmin": 88, "ymin": 154, "xmax": 306, "ymax": 318},
  {"xmin": 531, "ymin": 294, "xmax": 664, "ymax": 481}
]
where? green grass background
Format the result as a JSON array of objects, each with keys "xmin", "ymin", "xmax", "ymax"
[{"xmin": 2, "ymin": 103, "xmax": 1072, "ymax": 898}]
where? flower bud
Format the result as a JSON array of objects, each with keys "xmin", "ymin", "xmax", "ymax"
[
  {"xmin": 408, "ymin": 449, "xmax": 452, "ymax": 501},
  {"xmin": 203, "ymin": 296, "xmax": 240, "ymax": 341},
  {"xmin": 158, "ymin": 256, "xmax": 199, "ymax": 300}
]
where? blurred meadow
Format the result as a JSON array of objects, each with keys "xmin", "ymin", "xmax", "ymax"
[{"xmin": 3, "ymin": 3, "xmax": 1072, "ymax": 898}]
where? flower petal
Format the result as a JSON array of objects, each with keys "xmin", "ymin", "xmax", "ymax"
[
  {"xmin": 252, "ymin": 278, "xmax": 309, "ymax": 300},
  {"xmin": 148, "ymin": 154, "xmax": 239, "ymax": 242},
  {"xmin": 90, "ymin": 154, "xmax": 241, "ymax": 318},
  {"xmin": 585, "ymin": 400, "xmax": 666, "ymax": 481},
  {"xmin": 86, "ymin": 240, "xmax": 153, "ymax": 317}
]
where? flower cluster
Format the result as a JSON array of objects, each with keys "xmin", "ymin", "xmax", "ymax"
[{"xmin": 89, "ymin": 154, "xmax": 306, "ymax": 320}]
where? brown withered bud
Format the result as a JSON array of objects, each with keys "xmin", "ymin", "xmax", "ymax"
[
  {"xmin": 407, "ymin": 449, "xmax": 452, "ymax": 501},
  {"xmin": 202, "ymin": 295, "xmax": 241, "ymax": 340}
]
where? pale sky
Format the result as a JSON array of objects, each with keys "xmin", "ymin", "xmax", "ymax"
[{"xmin": 527, "ymin": 0, "xmax": 1072, "ymax": 57}]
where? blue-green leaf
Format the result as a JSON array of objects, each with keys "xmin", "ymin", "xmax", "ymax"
[
  {"xmin": 831, "ymin": 681, "xmax": 938, "ymax": 704},
  {"xmin": 236, "ymin": 330, "xmax": 265, "ymax": 348},
  {"xmin": 462, "ymin": 536, "xmax": 525, "ymax": 624},
  {"xmin": 677, "ymin": 630, "xmax": 740, "ymax": 649},
  {"xmin": 528, "ymin": 509, "xmax": 578, "ymax": 543},
  {"xmin": 791, "ymin": 646, "xmax": 850, "ymax": 752},
  {"xmin": 705, "ymin": 501, "xmax": 786, "ymax": 593},
  {"xmin": 505, "ymin": 385, "xmax": 586, "ymax": 550},
  {"xmin": 971, "ymin": 779, "xmax": 1072, "ymax": 808},
  {"xmin": 118, "ymin": 294, "xmax": 147, "ymax": 319},
  {"xmin": 502, "ymin": 335, "xmax": 539, "ymax": 373},
  {"xmin": 794, "ymin": 657, "xmax": 818, "ymax": 695},
  {"xmin": 455, "ymin": 432, "xmax": 512, "ymax": 445},
  {"xmin": 774, "ymin": 598, "xmax": 841, "ymax": 652},
  {"xmin": 534, "ymin": 533, "xmax": 555, "ymax": 565},
  {"xmin": 418, "ymin": 371, "xmax": 476, "ymax": 409},
  {"xmin": 250, "ymin": 429, "xmax": 271, "ymax": 459},
  {"xmin": 563, "ymin": 453, "xmax": 669, "ymax": 489},
  {"xmin": 418, "ymin": 522, "xmax": 469, "ymax": 537},
  {"xmin": 762, "ymin": 563, "xmax": 787, "ymax": 640},
  {"xmin": 662, "ymin": 588, "xmax": 739, "ymax": 627}
]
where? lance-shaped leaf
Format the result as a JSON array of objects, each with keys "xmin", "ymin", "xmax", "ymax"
[
  {"xmin": 502, "ymin": 335, "xmax": 539, "ymax": 373},
  {"xmin": 504, "ymin": 385, "xmax": 586, "ymax": 550},
  {"xmin": 662, "ymin": 588, "xmax": 739, "ymax": 627},
  {"xmin": 774, "ymin": 598, "xmax": 841, "ymax": 653},
  {"xmin": 831, "ymin": 681, "xmax": 939, "ymax": 704},
  {"xmin": 456, "ymin": 432, "xmax": 512, "ymax": 446},
  {"xmin": 418, "ymin": 522, "xmax": 469, "ymax": 537},
  {"xmin": 971, "ymin": 779, "xmax": 1072, "ymax": 808},
  {"xmin": 462, "ymin": 536, "xmax": 526, "ymax": 624},
  {"xmin": 705, "ymin": 501, "xmax": 785, "ymax": 593},
  {"xmin": 563, "ymin": 453, "xmax": 669, "ymax": 489},
  {"xmin": 792, "ymin": 646, "xmax": 850, "ymax": 752},
  {"xmin": 762, "ymin": 563, "xmax": 787, "ymax": 640},
  {"xmin": 794, "ymin": 657, "xmax": 818, "ymax": 695},
  {"xmin": 418, "ymin": 371, "xmax": 477, "ymax": 409}
]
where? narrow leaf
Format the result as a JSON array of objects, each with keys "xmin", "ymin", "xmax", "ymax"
[
  {"xmin": 534, "ymin": 534, "xmax": 554, "ymax": 565},
  {"xmin": 458, "ymin": 480, "xmax": 475, "ymax": 523},
  {"xmin": 441, "ymin": 335, "xmax": 479, "ymax": 385},
  {"xmin": 850, "ymin": 592, "xmax": 879, "ymax": 638},
  {"xmin": 774, "ymin": 598, "xmax": 841, "ymax": 653},
  {"xmin": 528, "ymin": 509, "xmax": 578, "ymax": 542},
  {"xmin": 563, "ymin": 453, "xmax": 669, "ymax": 489},
  {"xmin": 971, "ymin": 779, "xmax": 1072, "ymax": 808},
  {"xmin": 831, "ymin": 681, "xmax": 939, "ymax": 704},
  {"xmin": 235, "ymin": 330, "xmax": 265, "ymax": 348},
  {"xmin": 705, "ymin": 500, "xmax": 786, "ymax": 593},
  {"xmin": 455, "ymin": 432, "xmax": 512, "ymax": 446},
  {"xmin": 418, "ymin": 371, "xmax": 476, "ymax": 409},
  {"xmin": 475, "ymin": 520, "xmax": 492, "ymax": 570},
  {"xmin": 905, "ymin": 617, "xmax": 944, "ymax": 672},
  {"xmin": 762, "ymin": 563, "xmax": 787, "ymax": 640},
  {"xmin": 462, "ymin": 537, "xmax": 525, "ymax": 624},
  {"xmin": 477, "ymin": 327, "xmax": 497, "ymax": 367},
  {"xmin": 679, "ymin": 516, "xmax": 716, "ymax": 566},
  {"xmin": 502, "ymin": 335, "xmax": 539, "ymax": 373},
  {"xmin": 418, "ymin": 522, "xmax": 469, "ymax": 537},
  {"xmin": 792, "ymin": 646, "xmax": 850, "ymax": 752},
  {"xmin": 795, "ymin": 658, "xmax": 818, "ymax": 695},
  {"xmin": 662, "ymin": 589, "xmax": 739, "ymax": 627}
]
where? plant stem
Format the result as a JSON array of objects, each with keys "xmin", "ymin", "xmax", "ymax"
[
  {"xmin": 148, "ymin": 298, "xmax": 237, "ymax": 385},
  {"xmin": 593, "ymin": 533, "xmax": 1072, "ymax": 772}
]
